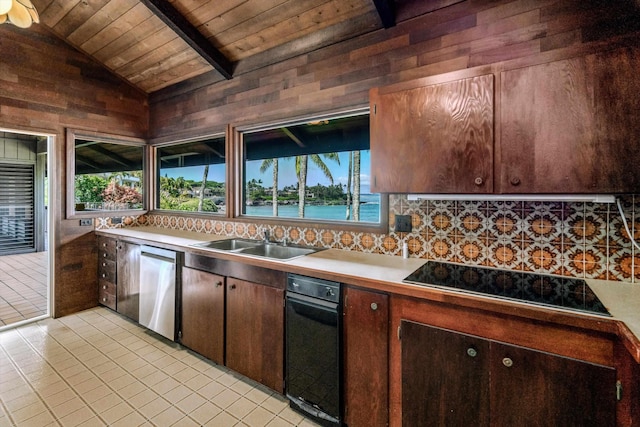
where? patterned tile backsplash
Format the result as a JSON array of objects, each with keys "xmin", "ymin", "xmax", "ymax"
[{"xmin": 97, "ymin": 195, "xmax": 640, "ymax": 283}]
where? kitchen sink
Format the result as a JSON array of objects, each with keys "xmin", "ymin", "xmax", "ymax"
[
  {"xmin": 239, "ymin": 244, "xmax": 319, "ymax": 260},
  {"xmin": 190, "ymin": 238, "xmax": 324, "ymax": 260},
  {"xmin": 192, "ymin": 238, "xmax": 262, "ymax": 252}
]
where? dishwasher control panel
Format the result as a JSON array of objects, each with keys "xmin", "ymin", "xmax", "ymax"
[{"xmin": 287, "ymin": 274, "xmax": 341, "ymax": 303}]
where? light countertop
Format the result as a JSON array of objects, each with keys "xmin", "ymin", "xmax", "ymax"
[{"xmin": 96, "ymin": 226, "xmax": 640, "ymax": 359}]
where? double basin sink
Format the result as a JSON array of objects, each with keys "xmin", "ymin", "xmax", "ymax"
[{"xmin": 190, "ymin": 238, "xmax": 324, "ymax": 261}]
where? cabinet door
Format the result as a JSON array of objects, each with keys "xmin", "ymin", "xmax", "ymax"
[
  {"xmin": 401, "ymin": 321, "xmax": 490, "ymax": 427},
  {"xmin": 500, "ymin": 48, "xmax": 640, "ymax": 193},
  {"xmin": 344, "ymin": 287, "xmax": 389, "ymax": 427},
  {"xmin": 370, "ymin": 74, "xmax": 494, "ymax": 193},
  {"xmin": 116, "ymin": 241, "xmax": 140, "ymax": 321},
  {"xmin": 181, "ymin": 267, "xmax": 225, "ymax": 365},
  {"xmin": 491, "ymin": 342, "xmax": 616, "ymax": 427},
  {"xmin": 226, "ymin": 278, "xmax": 284, "ymax": 392}
]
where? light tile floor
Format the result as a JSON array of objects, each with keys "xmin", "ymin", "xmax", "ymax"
[
  {"xmin": 0, "ymin": 307, "xmax": 320, "ymax": 426},
  {"xmin": 0, "ymin": 252, "xmax": 48, "ymax": 327}
]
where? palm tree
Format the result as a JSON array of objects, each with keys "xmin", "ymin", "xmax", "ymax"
[
  {"xmin": 344, "ymin": 151, "xmax": 362, "ymax": 221},
  {"xmin": 295, "ymin": 153, "xmax": 340, "ymax": 218},
  {"xmin": 197, "ymin": 165, "xmax": 208, "ymax": 212},
  {"xmin": 260, "ymin": 158, "xmax": 278, "ymax": 216},
  {"xmin": 353, "ymin": 150, "xmax": 361, "ymax": 221},
  {"xmin": 345, "ymin": 152, "xmax": 353, "ymax": 220}
]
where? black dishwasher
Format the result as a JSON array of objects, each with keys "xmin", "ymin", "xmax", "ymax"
[{"xmin": 285, "ymin": 274, "xmax": 343, "ymax": 426}]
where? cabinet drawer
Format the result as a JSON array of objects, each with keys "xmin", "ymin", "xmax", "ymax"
[
  {"xmin": 98, "ymin": 283, "xmax": 116, "ymax": 310},
  {"xmin": 98, "ymin": 259, "xmax": 116, "ymax": 272},
  {"xmin": 97, "ymin": 237, "xmax": 117, "ymax": 261},
  {"xmin": 98, "ymin": 260, "xmax": 116, "ymax": 282}
]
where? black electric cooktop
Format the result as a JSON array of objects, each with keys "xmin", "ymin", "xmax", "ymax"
[{"xmin": 403, "ymin": 261, "xmax": 610, "ymax": 316}]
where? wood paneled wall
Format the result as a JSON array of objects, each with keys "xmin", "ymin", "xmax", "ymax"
[
  {"xmin": 150, "ymin": 0, "xmax": 640, "ymax": 140},
  {"xmin": 0, "ymin": 24, "xmax": 148, "ymax": 317}
]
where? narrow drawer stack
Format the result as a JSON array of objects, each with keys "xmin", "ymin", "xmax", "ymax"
[{"xmin": 97, "ymin": 236, "xmax": 117, "ymax": 310}]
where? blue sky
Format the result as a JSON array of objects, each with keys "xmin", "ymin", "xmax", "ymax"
[{"xmin": 162, "ymin": 150, "xmax": 373, "ymax": 194}]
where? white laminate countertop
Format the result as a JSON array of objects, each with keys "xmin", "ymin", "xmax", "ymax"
[{"xmin": 96, "ymin": 226, "xmax": 640, "ymax": 353}]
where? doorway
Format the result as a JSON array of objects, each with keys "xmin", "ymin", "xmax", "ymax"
[{"xmin": 0, "ymin": 130, "xmax": 52, "ymax": 329}]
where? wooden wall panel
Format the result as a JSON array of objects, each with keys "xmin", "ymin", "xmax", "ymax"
[
  {"xmin": 149, "ymin": 0, "xmax": 640, "ymax": 141},
  {"xmin": 0, "ymin": 24, "xmax": 148, "ymax": 318}
]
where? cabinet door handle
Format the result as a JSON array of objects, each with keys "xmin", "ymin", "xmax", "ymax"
[
  {"xmin": 102, "ymin": 262, "xmax": 106, "ymax": 267},
  {"xmin": 216, "ymin": 281, "xmax": 222, "ymax": 287},
  {"xmin": 370, "ymin": 302, "xmax": 378, "ymax": 311},
  {"xmin": 102, "ymin": 273, "xmax": 106, "ymax": 278},
  {"xmin": 502, "ymin": 357, "xmax": 514, "ymax": 368},
  {"xmin": 102, "ymin": 285, "xmax": 106, "ymax": 290},
  {"xmin": 102, "ymin": 297, "xmax": 106, "ymax": 302},
  {"xmin": 510, "ymin": 177, "xmax": 521, "ymax": 186},
  {"xmin": 467, "ymin": 347, "xmax": 477, "ymax": 358},
  {"xmin": 474, "ymin": 177, "xmax": 483, "ymax": 186},
  {"xmin": 230, "ymin": 284, "xmax": 236, "ymax": 290}
]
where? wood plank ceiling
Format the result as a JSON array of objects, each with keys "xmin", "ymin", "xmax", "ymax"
[{"xmin": 30, "ymin": 0, "xmax": 396, "ymax": 93}]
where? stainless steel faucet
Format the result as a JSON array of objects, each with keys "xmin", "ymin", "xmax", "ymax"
[{"xmin": 263, "ymin": 229, "xmax": 270, "ymax": 243}]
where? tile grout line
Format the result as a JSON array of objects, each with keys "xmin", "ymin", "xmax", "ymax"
[{"xmin": 0, "ymin": 335, "xmax": 61, "ymax": 426}]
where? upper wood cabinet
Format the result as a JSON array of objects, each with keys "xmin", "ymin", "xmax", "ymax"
[
  {"xmin": 500, "ymin": 47, "xmax": 640, "ymax": 194},
  {"xmin": 370, "ymin": 46, "xmax": 640, "ymax": 194},
  {"xmin": 370, "ymin": 74, "xmax": 494, "ymax": 193}
]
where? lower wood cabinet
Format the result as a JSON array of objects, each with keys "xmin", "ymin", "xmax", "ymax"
[
  {"xmin": 402, "ymin": 321, "xmax": 490, "ymax": 426},
  {"xmin": 116, "ymin": 241, "xmax": 140, "ymax": 322},
  {"xmin": 490, "ymin": 339, "xmax": 616, "ymax": 427},
  {"xmin": 226, "ymin": 277, "xmax": 284, "ymax": 392},
  {"xmin": 180, "ymin": 267, "xmax": 225, "ymax": 365},
  {"xmin": 96, "ymin": 237, "xmax": 140, "ymax": 321},
  {"xmin": 343, "ymin": 286, "xmax": 389, "ymax": 427},
  {"xmin": 401, "ymin": 320, "xmax": 617, "ymax": 427}
]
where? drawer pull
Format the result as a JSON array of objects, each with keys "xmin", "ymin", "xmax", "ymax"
[
  {"xmin": 102, "ymin": 285, "xmax": 106, "ymax": 290},
  {"xmin": 102, "ymin": 262, "xmax": 106, "ymax": 267},
  {"xmin": 102, "ymin": 297, "xmax": 106, "ymax": 302},
  {"xmin": 370, "ymin": 302, "xmax": 378, "ymax": 311},
  {"xmin": 102, "ymin": 273, "xmax": 106, "ymax": 278},
  {"xmin": 502, "ymin": 357, "xmax": 513, "ymax": 368},
  {"xmin": 467, "ymin": 347, "xmax": 477, "ymax": 358}
]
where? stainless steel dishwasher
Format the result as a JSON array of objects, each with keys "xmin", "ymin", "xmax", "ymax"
[
  {"xmin": 286, "ymin": 273, "xmax": 343, "ymax": 426},
  {"xmin": 139, "ymin": 246, "xmax": 182, "ymax": 341}
]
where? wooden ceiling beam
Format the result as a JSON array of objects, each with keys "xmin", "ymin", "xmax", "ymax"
[
  {"xmin": 140, "ymin": 0, "xmax": 234, "ymax": 80},
  {"xmin": 372, "ymin": 0, "xmax": 396, "ymax": 28}
]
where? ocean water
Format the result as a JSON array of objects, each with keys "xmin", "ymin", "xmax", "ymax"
[{"xmin": 245, "ymin": 202, "xmax": 380, "ymax": 223}]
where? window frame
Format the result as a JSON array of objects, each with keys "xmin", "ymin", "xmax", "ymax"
[
  {"xmin": 149, "ymin": 130, "xmax": 229, "ymax": 218},
  {"xmin": 66, "ymin": 128, "xmax": 147, "ymax": 219},
  {"xmin": 230, "ymin": 109, "xmax": 388, "ymax": 233}
]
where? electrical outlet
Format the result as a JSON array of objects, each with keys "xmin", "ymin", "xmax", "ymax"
[
  {"xmin": 79, "ymin": 218, "xmax": 93, "ymax": 226},
  {"xmin": 111, "ymin": 217, "xmax": 122, "ymax": 224},
  {"xmin": 395, "ymin": 214, "xmax": 412, "ymax": 233}
]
